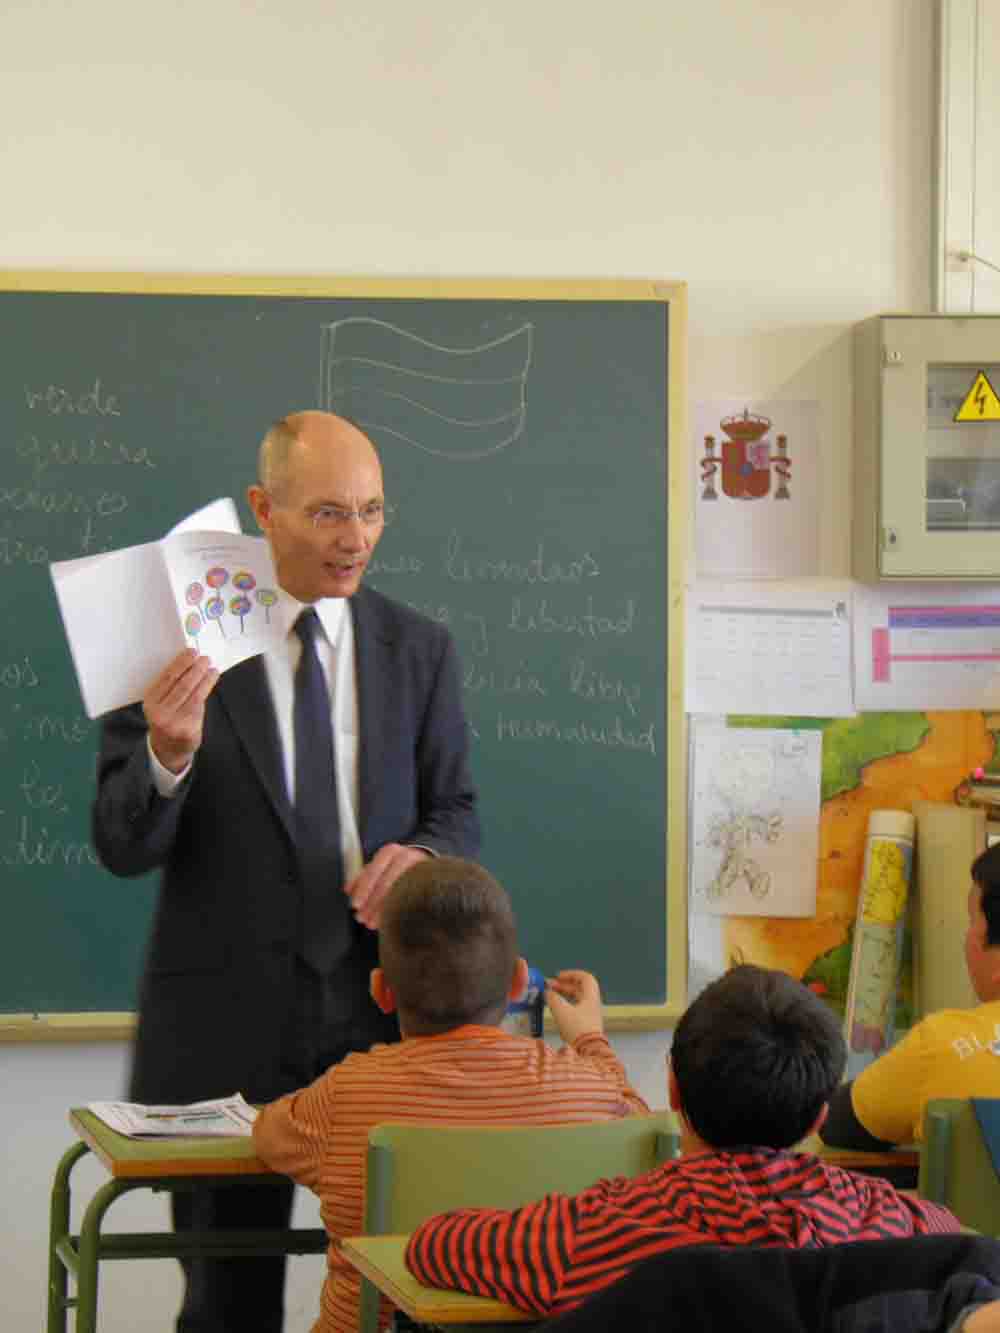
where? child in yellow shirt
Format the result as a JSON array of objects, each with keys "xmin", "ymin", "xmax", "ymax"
[{"xmin": 823, "ymin": 841, "xmax": 1000, "ymax": 1148}]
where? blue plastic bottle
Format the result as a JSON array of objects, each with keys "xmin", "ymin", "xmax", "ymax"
[{"xmin": 502, "ymin": 965, "xmax": 546, "ymax": 1037}]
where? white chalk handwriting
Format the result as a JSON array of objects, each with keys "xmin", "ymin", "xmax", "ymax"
[
  {"xmin": 23, "ymin": 378, "xmax": 121, "ymax": 417},
  {"xmin": 445, "ymin": 531, "xmax": 600, "ymax": 585},
  {"xmin": 508, "ymin": 596, "xmax": 636, "ymax": 637}
]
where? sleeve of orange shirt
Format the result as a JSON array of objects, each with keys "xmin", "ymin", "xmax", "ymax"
[
  {"xmin": 253, "ymin": 1078, "xmax": 333, "ymax": 1193},
  {"xmin": 570, "ymin": 1032, "xmax": 650, "ymax": 1116}
]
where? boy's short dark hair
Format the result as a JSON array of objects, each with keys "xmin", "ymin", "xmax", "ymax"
[
  {"xmin": 971, "ymin": 842, "xmax": 1000, "ymax": 948},
  {"xmin": 670, "ymin": 964, "xmax": 846, "ymax": 1150},
  {"xmin": 378, "ymin": 857, "xmax": 518, "ymax": 1032}
]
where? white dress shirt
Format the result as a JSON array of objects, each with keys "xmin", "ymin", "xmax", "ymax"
[{"xmin": 149, "ymin": 588, "xmax": 363, "ymax": 882}]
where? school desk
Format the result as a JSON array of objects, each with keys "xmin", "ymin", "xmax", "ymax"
[
  {"xmin": 341, "ymin": 1234, "xmax": 534, "ymax": 1327},
  {"xmin": 47, "ymin": 1111, "xmax": 920, "ymax": 1333},
  {"xmin": 47, "ymin": 1108, "xmax": 326, "ymax": 1333},
  {"xmin": 810, "ymin": 1139, "xmax": 920, "ymax": 1189}
]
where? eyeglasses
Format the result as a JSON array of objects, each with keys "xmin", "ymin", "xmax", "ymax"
[{"xmin": 309, "ymin": 501, "xmax": 386, "ymax": 530}]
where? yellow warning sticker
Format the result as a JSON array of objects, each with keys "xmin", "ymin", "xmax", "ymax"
[{"xmin": 955, "ymin": 370, "xmax": 1000, "ymax": 422}]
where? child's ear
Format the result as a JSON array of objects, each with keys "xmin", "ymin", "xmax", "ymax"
[
  {"xmin": 508, "ymin": 956, "xmax": 530, "ymax": 1002},
  {"xmin": 370, "ymin": 968, "xmax": 397, "ymax": 1015},
  {"xmin": 668, "ymin": 1066, "xmax": 682, "ymax": 1112}
]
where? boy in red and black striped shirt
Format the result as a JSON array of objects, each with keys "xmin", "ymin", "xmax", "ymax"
[{"xmin": 406, "ymin": 964, "xmax": 961, "ymax": 1321}]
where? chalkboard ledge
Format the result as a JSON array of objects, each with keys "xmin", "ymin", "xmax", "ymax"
[
  {"xmin": 0, "ymin": 1013, "xmax": 136, "ymax": 1043},
  {"xmin": 547, "ymin": 1004, "xmax": 683, "ymax": 1033},
  {"xmin": 0, "ymin": 1007, "xmax": 684, "ymax": 1042}
]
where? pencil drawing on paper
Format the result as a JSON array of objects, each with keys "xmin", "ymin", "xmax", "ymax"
[
  {"xmin": 706, "ymin": 802, "xmax": 783, "ymax": 903},
  {"xmin": 319, "ymin": 317, "xmax": 533, "ymax": 460},
  {"xmin": 690, "ymin": 725, "xmax": 822, "ymax": 919},
  {"xmin": 703, "ymin": 741, "xmax": 783, "ymax": 903}
]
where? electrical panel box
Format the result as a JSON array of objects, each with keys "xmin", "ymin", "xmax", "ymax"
[{"xmin": 854, "ymin": 314, "xmax": 1000, "ymax": 579}]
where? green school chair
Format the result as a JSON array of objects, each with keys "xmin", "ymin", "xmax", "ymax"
[
  {"xmin": 359, "ymin": 1112, "xmax": 680, "ymax": 1333},
  {"xmin": 919, "ymin": 1098, "xmax": 1000, "ymax": 1236}
]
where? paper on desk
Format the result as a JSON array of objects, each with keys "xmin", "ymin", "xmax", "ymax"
[
  {"xmin": 685, "ymin": 578, "xmax": 855, "ymax": 717},
  {"xmin": 87, "ymin": 1093, "xmax": 257, "ymax": 1138},
  {"xmin": 51, "ymin": 499, "xmax": 282, "ymax": 718}
]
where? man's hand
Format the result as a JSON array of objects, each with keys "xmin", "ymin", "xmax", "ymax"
[
  {"xmin": 345, "ymin": 844, "xmax": 430, "ymax": 929},
  {"xmin": 144, "ymin": 649, "xmax": 219, "ymax": 774},
  {"xmin": 546, "ymin": 969, "xmax": 605, "ymax": 1045}
]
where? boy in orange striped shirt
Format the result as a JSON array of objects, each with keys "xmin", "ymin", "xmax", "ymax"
[{"xmin": 253, "ymin": 856, "xmax": 648, "ymax": 1333}]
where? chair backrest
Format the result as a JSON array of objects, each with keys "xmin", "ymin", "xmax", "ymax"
[
  {"xmin": 920, "ymin": 1098, "xmax": 1000, "ymax": 1236},
  {"xmin": 358, "ymin": 1112, "xmax": 679, "ymax": 1332},
  {"xmin": 363, "ymin": 1111, "xmax": 679, "ymax": 1235}
]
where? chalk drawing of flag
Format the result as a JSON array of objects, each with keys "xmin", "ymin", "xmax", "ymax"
[{"xmin": 319, "ymin": 317, "xmax": 533, "ymax": 459}]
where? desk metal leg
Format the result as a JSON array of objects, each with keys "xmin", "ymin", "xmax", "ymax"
[
  {"xmin": 47, "ymin": 1138, "xmax": 328, "ymax": 1333},
  {"xmin": 74, "ymin": 1178, "xmax": 146, "ymax": 1333},
  {"xmin": 48, "ymin": 1141, "xmax": 90, "ymax": 1333},
  {"xmin": 47, "ymin": 1139, "xmax": 147, "ymax": 1333}
]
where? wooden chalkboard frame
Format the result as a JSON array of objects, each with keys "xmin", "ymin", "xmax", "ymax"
[{"xmin": 0, "ymin": 271, "xmax": 687, "ymax": 1040}]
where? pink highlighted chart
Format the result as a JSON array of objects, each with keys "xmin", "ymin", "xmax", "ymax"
[{"xmin": 872, "ymin": 604, "xmax": 1000, "ymax": 683}]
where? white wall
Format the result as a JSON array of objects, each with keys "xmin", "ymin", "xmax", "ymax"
[
  {"xmin": 0, "ymin": 1, "xmax": 935, "ymax": 1329},
  {"xmin": 936, "ymin": 0, "xmax": 1000, "ymax": 310}
]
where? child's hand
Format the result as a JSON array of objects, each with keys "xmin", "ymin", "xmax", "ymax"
[{"xmin": 546, "ymin": 969, "xmax": 604, "ymax": 1044}]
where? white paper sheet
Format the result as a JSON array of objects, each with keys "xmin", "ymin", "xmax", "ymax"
[
  {"xmin": 50, "ymin": 499, "xmax": 280, "ymax": 717},
  {"xmin": 87, "ymin": 1093, "xmax": 257, "ymax": 1138},
  {"xmin": 167, "ymin": 496, "xmax": 241, "ymax": 537},
  {"xmin": 689, "ymin": 721, "xmax": 822, "ymax": 918},
  {"xmin": 854, "ymin": 582, "xmax": 1000, "ymax": 711},
  {"xmin": 685, "ymin": 579, "xmax": 855, "ymax": 717}
]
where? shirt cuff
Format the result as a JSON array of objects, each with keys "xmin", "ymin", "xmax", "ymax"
[
  {"xmin": 571, "ymin": 1030, "xmax": 610, "ymax": 1051},
  {"xmin": 147, "ymin": 736, "xmax": 192, "ymax": 798}
]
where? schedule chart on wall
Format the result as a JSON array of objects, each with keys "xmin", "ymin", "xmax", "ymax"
[
  {"xmin": 854, "ymin": 583, "xmax": 1000, "ymax": 711},
  {"xmin": 686, "ymin": 580, "xmax": 854, "ymax": 717}
]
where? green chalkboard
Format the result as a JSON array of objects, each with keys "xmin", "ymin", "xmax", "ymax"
[{"xmin": 0, "ymin": 274, "xmax": 686, "ymax": 1034}]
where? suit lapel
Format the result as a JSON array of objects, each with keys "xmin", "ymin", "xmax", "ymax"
[
  {"xmin": 214, "ymin": 655, "xmax": 296, "ymax": 846},
  {"xmin": 351, "ymin": 588, "xmax": 392, "ymax": 839}
]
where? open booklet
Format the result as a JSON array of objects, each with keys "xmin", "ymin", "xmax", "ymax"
[
  {"xmin": 87, "ymin": 1093, "xmax": 258, "ymax": 1138},
  {"xmin": 51, "ymin": 499, "xmax": 284, "ymax": 719}
]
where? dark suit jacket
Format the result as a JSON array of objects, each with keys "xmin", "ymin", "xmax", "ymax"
[{"xmin": 92, "ymin": 586, "xmax": 479, "ymax": 1104}]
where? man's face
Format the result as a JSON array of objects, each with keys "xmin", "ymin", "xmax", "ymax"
[{"xmin": 249, "ymin": 430, "xmax": 385, "ymax": 602}]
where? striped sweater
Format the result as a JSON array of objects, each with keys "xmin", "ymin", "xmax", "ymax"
[
  {"xmin": 405, "ymin": 1147, "xmax": 962, "ymax": 1320},
  {"xmin": 252, "ymin": 1024, "xmax": 648, "ymax": 1333}
]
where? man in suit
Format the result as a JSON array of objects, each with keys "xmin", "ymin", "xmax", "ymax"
[{"xmin": 91, "ymin": 410, "xmax": 480, "ymax": 1333}]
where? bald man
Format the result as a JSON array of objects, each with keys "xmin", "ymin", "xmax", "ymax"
[{"xmin": 92, "ymin": 412, "xmax": 480, "ymax": 1333}]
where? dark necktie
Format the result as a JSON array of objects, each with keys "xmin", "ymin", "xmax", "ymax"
[{"xmin": 293, "ymin": 607, "xmax": 350, "ymax": 972}]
